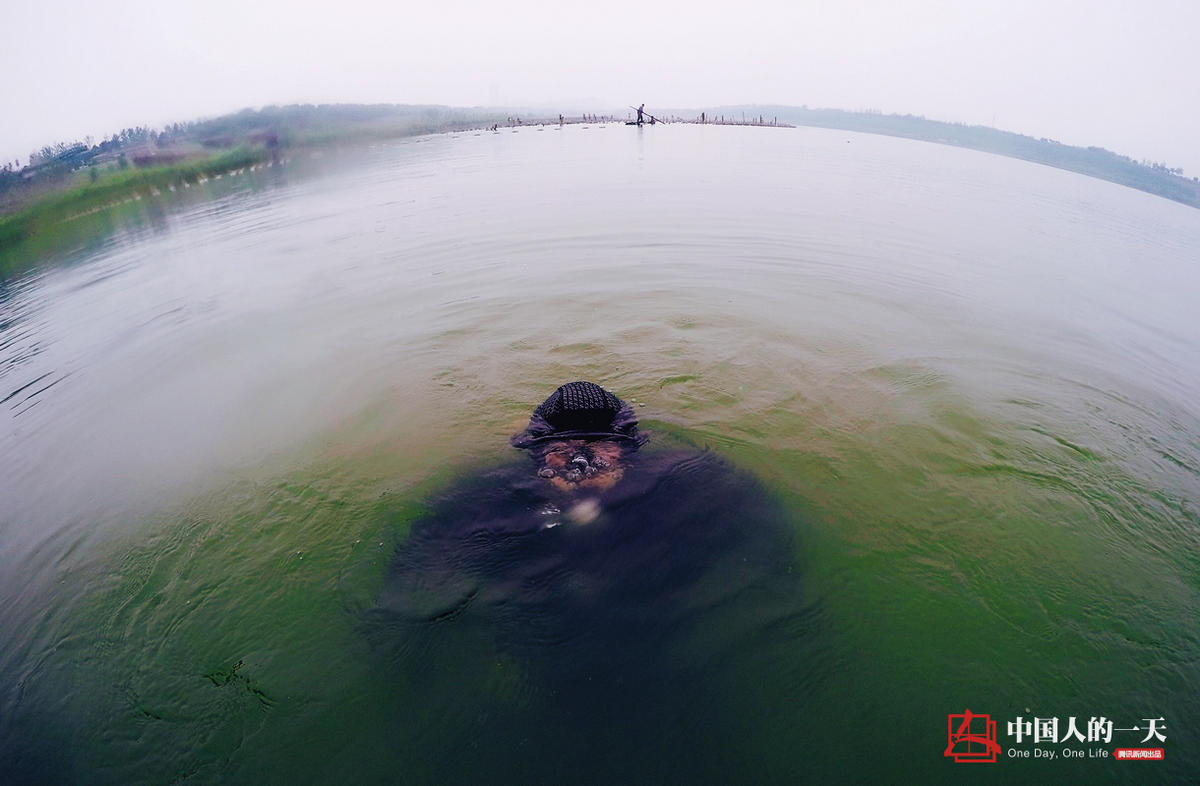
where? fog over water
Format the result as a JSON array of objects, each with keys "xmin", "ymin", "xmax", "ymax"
[{"xmin": 3, "ymin": 0, "xmax": 1199, "ymax": 174}]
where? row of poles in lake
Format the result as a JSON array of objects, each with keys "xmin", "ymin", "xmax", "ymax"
[{"xmin": 485, "ymin": 108, "xmax": 792, "ymax": 130}]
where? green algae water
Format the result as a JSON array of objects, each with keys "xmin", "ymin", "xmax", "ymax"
[{"xmin": 1, "ymin": 124, "xmax": 1198, "ymax": 784}]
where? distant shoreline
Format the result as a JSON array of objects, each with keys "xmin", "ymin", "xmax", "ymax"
[
  {"xmin": 3, "ymin": 102, "xmax": 1196, "ymax": 281},
  {"xmin": 695, "ymin": 105, "xmax": 1200, "ymax": 210}
]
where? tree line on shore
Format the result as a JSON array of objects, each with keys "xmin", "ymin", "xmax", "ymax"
[
  {"xmin": 1, "ymin": 104, "xmax": 505, "ymax": 211},
  {"xmin": 3, "ymin": 124, "xmax": 197, "ymax": 199}
]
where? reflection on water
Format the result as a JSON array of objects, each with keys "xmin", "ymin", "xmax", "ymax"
[{"xmin": 1, "ymin": 125, "xmax": 1199, "ymax": 783}]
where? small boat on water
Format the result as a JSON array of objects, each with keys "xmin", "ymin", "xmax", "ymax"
[{"xmin": 627, "ymin": 104, "xmax": 661, "ymax": 126}]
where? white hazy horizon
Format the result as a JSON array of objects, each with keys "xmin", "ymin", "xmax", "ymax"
[{"xmin": 3, "ymin": 0, "xmax": 1198, "ymax": 175}]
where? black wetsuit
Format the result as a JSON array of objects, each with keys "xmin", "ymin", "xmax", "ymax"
[
  {"xmin": 373, "ymin": 449, "xmax": 811, "ymax": 781},
  {"xmin": 381, "ymin": 450, "xmax": 790, "ymax": 624}
]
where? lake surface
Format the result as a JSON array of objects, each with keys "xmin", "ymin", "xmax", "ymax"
[{"xmin": 1, "ymin": 123, "xmax": 1198, "ymax": 783}]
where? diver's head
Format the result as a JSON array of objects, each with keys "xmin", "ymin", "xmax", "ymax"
[{"xmin": 511, "ymin": 381, "xmax": 648, "ymax": 490}]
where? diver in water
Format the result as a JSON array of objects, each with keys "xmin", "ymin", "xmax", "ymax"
[
  {"xmin": 372, "ymin": 381, "xmax": 812, "ymax": 779},
  {"xmin": 378, "ymin": 379, "xmax": 800, "ymax": 623},
  {"xmin": 379, "ymin": 380, "xmax": 797, "ymax": 582},
  {"xmin": 509, "ymin": 380, "xmax": 647, "ymax": 495}
]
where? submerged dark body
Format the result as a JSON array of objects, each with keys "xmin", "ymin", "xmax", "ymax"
[
  {"xmin": 370, "ymin": 382, "xmax": 813, "ymax": 779},
  {"xmin": 379, "ymin": 449, "xmax": 794, "ymax": 633},
  {"xmin": 374, "ymin": 447, "xmax": 811, "ymax": 781}
]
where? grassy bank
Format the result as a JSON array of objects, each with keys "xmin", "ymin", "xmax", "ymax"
[
  {"xmin": 0, "ymin": 105, "xmax": 513, "ymax": 281},
  {"xmin": 0, "ymin": 148, "xmax": 269, "ymax": 278}
]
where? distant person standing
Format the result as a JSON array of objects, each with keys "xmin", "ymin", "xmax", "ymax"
[{"xmin": 636, "ymin": 104, "xmax": 645, "ymax": 125}]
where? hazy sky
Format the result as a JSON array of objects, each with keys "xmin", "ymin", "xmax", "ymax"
[{"xmin": 4, "ymin": 0, "xmax": 1198, "ymax": 174}]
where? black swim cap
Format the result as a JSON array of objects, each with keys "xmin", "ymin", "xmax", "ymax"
[{"xmin": 511, "ymin": 381, "xmax": 647, "ymax": 448}]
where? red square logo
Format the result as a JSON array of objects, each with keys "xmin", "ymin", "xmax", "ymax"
[{"xmin": 945, "ymin": 709, "xmax": 1001, "ymax": 763}]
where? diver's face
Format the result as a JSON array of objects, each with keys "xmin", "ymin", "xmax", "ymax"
[{"xmin": 537, "ymin": 440, "xmax": 625, "ymax": 492}]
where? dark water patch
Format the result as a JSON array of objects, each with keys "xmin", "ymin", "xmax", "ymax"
[
  {"xmin": 368, "ymin": 448, "xmax": 818, "ymax": 782},
  {"xmin": 0, "ymin": 459, "xmax": 423, "ymax": 785}
]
